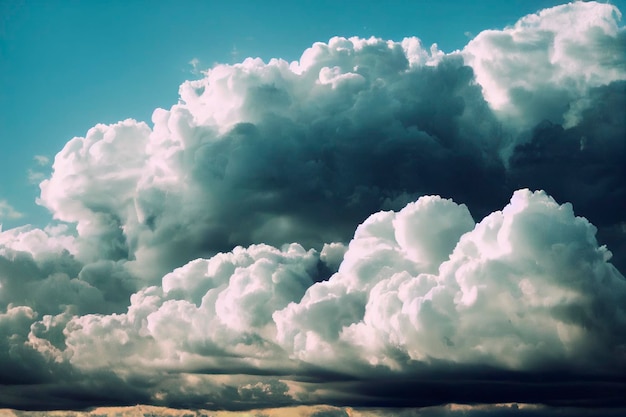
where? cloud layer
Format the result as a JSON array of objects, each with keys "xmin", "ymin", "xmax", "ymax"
[
  {"xmin": 3, "ymin": 189, "xmax": 624, "ymax": 410},
  {"xmin": 0, "ymin": 1, "xmax": 625, "ymax": 413}
]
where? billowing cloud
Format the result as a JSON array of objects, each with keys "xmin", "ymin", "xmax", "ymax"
[
  {"xmin": 0, "ymin": 0, "xmax": 625, "ymax": 414},
  {"xmin": 63, "ymin": 243, "xmax": 322, "ymax": 375},
  {"xmin": 19, "ymin": 189, "xmax": 622, "ymax": 410},
  {"xmin": 35, "ymin": 2, "xmax": 625, "ymax": 284},
  {"xmin": 461, "ymin": 1, "xmax": 626, "ymax": 271},
  {"xmin": 37, "ymin": 37, "xmax": 506, "ymax": 283},
  {"xmin": 463, "ymin": 1, "xmax": 625, "ymax": 128},
  {"xmin": 276, "ymin": 190, "xmax": 626, "ymax": 375}
]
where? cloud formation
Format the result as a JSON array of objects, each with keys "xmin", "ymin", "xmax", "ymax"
[
  {"xmin": 38, "ymin": 37, "xmax": 506, "ymax": 282},
  {"xmin": 277, "ymin": 190, "xmax": 626, "ymax": 374},
  {"xmin": 0, "ymin": 0, "xmax": 625, "ymax": 413},
  {"xmin": 7, "ymin": 190, "xmax": 623, "ymax": 410},
  {"xmin": 0, "ymin": 200, "xmax": 23, "ymax": 220},
  {"xmin": 464, "ymin": 1, "xmax": 625, "ymax": 128}
]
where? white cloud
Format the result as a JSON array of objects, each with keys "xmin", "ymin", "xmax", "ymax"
[
  {"xmin": 276, "ymin": 190, "xmax": 626, "ymax": 373},
  {"xmin": 0, "ymin": 0, "xmax": 624, "ymax": 411},
  {"xmin": 34, "ymin": 155, "xmax": 50, "ymax": 166},
  {"xmin": 0, "ymin": 199, "xmax": 23, "ymax": 220},
  {"xmin": 463, "ymin": 1, "xmax": 626, "ymax": 129},
  {"xmin": 274, "ymin": 195, "xmax": 475, "ymax": 368},
  {"xmin": 64, "ymin": 243, "xmax": 320, "ymax": 373},
  {"xmin": 27, "ymin": 169, "xmax": 46, "ymax": 184},
  {"xmin": 28, "ymin": 155, "xmax": 51, "ymax": 184},
  {"xmin": 38, "ymin": 35, "xmax": 501, "ymax": 283},
  {"xmin": 51, "ymin": 189, "xmax": 626, "ymax": 409},
  {"xmin": 189, "ymin": 57, "xmax": 201, "ymax": 74},
  {"xmin": 34, "ymin": 2, "xmax": 625, "ymax": 287}
]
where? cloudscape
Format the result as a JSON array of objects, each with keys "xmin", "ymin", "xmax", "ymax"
[{"xmin": 0, "ymin": 1, "xmax": 625, "ymax": 416}]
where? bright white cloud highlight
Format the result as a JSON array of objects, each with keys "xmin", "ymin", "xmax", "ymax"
[{"xmin": 463, "ymin": 1, "xmax": 626, "ymax": 127}]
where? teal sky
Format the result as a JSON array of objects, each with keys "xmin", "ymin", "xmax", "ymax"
[{"xmin": 1, "ymin": 0, "xmax": 624, "ymax": 229}]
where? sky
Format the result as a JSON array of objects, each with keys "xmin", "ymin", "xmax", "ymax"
[
  {"xmin": 0, "ymin": 1, "xmax": 625, "ymax": 416},
  {"xmin": 3, "ymin": 0, "xmax": 621, "ymax": 229}
]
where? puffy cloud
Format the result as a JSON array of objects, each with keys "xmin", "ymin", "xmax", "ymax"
[
  {"xmin": 36, "ymin": 189, "xmax": 622, "ymax": 410},
  {"xmin": 63, "ymin": 243, "xmax": 321, "ymax": 375},
  {"xmin": 507, "ymin": 81, "xmax": 626, "ymax": 271},
  {"xmin": 463, "ymin": 2, "xmax": 626, "ymax": 128},
  {"xmin": 276, "ymin": 190, "xmax": 626, "ymax": 375},
  {"xmin": 0, "ymin": 225, "xmax": 134, "ymax": 317},
  {"xmin": 34, "ymin": 2, "xmax": 625, "ymax": 288},
  {"xmin": 274, "ymin": 195, "xmax": 475, "ymax": 368},
  {"xmin": 0, "ymin": 0, "xmax": 624, "ymax": 413},
  {"xmin": 461, "ymin": 1, "xmax": 626, "ymax": 271},
  {"xmin": 38, "ymin": 36, "xmax": 506, "ymax": 283}
]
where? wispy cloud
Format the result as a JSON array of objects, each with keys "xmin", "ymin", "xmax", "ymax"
[
  {"xmin": 0, "ymin": 199, "xmax": 23, "ymax": 220},
  {"xmin": 188, "ymin": 57, "xmax": 201, "ymax": 75},
  {"xmin": 33, "ymin": 155, "xmax": 50, "ymax": 166}
]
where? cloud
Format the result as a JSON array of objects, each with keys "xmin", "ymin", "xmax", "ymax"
[
  {"xmin": 189, "ymin": 57, "xmax": 201, "ymax": 75},
  {"xmin": 37, "ymin": 36, "xmax": 506, "ymax": 283},
  {"xmin": 274, "ymin": 194, "xmax": 476, "ymax": 368},
  {"xmin": 0, "ymin": 224, "xmax": 135, "ymax": 318},
  {"xmin": 63, "ymin": 243, "xmax": 322, "ymax": 376},
  {"xmin": 35, "ymin": 2, "xmax": 625, "ymax": 286},
  {"xmin": 34, "ymin": 155, "xmax": 50, "ymax": 166},
  {"xmin": 463, "ymin": 2, "xmax": 625, "ymax": 128},
  {"xmin": 28, "ymin": 155, "xmax": 52, "ymax": 184},
  {"xmin": 0, "ymin": 200, "xmax": 23, "ymax": 220},
  {"xmin": 507, "ymin": 81, "xmax": 626, "ymax": 271},
  {"xmin": 0, "ymin": 0, "xmax": 624, "ymax": 413},
  {"xmin": 27, "ymin": 169, "xmax": 46, "ymax": 184},
  {"xmin": 33, "ymin": 189, "xmax": 624, "ymax": 410},
  {"xmin": 275, "ymin": 190, "xmax": 626, "ymax": 377}
]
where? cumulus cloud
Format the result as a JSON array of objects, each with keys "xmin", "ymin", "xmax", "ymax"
[
  {"xmin": 463, "ymin": 1, "xmax": 625, "ymax": 128},
  {"xmin": 33, "ymin": 2, "xmax": 625, "ymax": 285},
  {"xmin": 31, "ymin": 189, "xmax": 621, "ymax": 410},
  {"xmin": 274, "ymin": 194, "xmax": 476, "ymax": 368},
  {"xmin": 274, "ymin": 190, "xmax": 626, "ymax": 376},
  {"xmin": 0, "ymin": 0, "xmax": 624, "ymax": 413},
  {"xmin": 37, "ymin": 36, "xmax": 506, "ymax": 283},
  {"xmin": 63, "ymin": 243, "xmax": 321, "ymax": 376}
]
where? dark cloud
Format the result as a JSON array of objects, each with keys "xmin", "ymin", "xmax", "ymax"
[{"xmin": 508, "ymin": 81, "xmax": 626, "ymax": 270}]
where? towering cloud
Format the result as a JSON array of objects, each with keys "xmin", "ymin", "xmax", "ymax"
[
  {"xmin": 0, "ymin": 1, "xmax": 624, "ymax": 413},
  {"xmin": 276, "ymin": 190, "xmax": 626, "ymax": 374},
  {"xmin": 38, "ymin": 36, "xmax": 508, "ymax": 283},
  {"xmin": 464, "ymin": 1, "xmax": 625, "ymax": 128}
]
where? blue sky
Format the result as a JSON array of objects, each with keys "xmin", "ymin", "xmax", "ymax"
[{"xmin": 2, "ymin": 0, "xmax": 624, "ymax": 228}]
